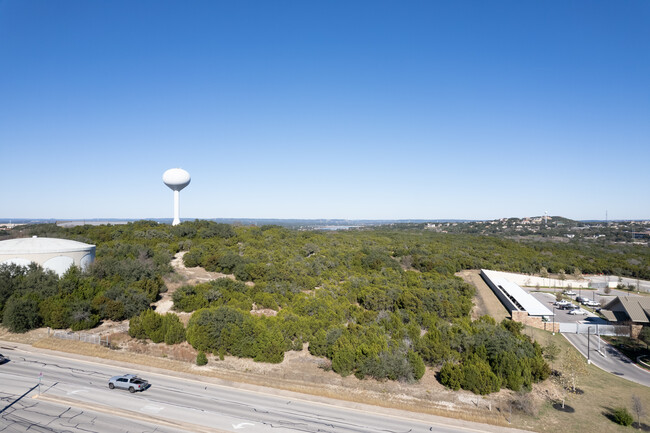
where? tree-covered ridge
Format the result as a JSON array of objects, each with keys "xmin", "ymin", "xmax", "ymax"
[
  {"xmin": 2, "ymin": 220, "xmax": 647, "ymax": 393},
  {"xmin": 180, "ymin": 224, "xmax": 650, "ymax": 281}
]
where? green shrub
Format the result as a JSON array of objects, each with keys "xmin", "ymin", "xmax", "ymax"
[
  {"xmin": 163, "ymin": 314, "xmax": 186, "ymax": 345},
  {"xmin": 196, "ymin": 351, "xmax": 208, "ymax": 366},
  {"xmin": 70, "ymin": 315, "xmax": 100, "ymax": 331},
  {"xmin": 254, "ymin": 327, "xmax": 285, "ymax": 364},
  {"xmin": 461, "ymin": 357, "xmax": 501, "ymax": 395},
  {"xmin": 613, "ymin": 407, "xmax": 633, "ymax": 426},
  {"xmin": 129, "ymin": 310, "xmax": 186, "ymax": 345},
  {"xmin": 407, "ymin": 350, "xmax": 426, "ymax": 381},
  {"xmin": 140, "ymin": 309, "xmax": 164, "ymax": 343},
  {"xmin": 439, "ymin": 362, "xmax": 463, "ymax": 390},
  {"xmin": 308, "ymin": 329, "xmax": 328, "ymax": 357},
  {"xmin": 2, "ymin": 296, "xmax": 42, "ymax": 333},
  {"xmin": 128, "ymin": 314, "xmax": 146, "ymax": 339},
  {"xmin": 331, "ymin": 336, "xmax": 355, "ymax": 376},
  {"xmin": 186, "ymin": 306, "xmax": 246, "ymax": 352}
]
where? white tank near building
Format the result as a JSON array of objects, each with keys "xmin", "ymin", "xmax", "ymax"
[{"xmin": 0, "ymin": 236, "xmax": 96, "ymax": 277}]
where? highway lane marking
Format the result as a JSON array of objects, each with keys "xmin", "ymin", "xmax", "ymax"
[
  {"xmin": 140, "ymin": 404, "xmax": 164, "ymax": 414},
  {"xmin": 34, "ymin": 393, "xmax": 230, "ymax": 433},
  {"xmin": 17, "ymin": 346, "xmax": 531, "ymax": 433}
]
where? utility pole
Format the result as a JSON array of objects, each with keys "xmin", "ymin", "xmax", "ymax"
[
  {"xmin": 552, "ymin": 306, "xmax": 556, "ymax": 335},
  {"xmin": 587, "ymin": 327, "xmax": 591, "ymax": 364}
]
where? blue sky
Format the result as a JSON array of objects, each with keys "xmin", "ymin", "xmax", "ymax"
[{"xmin": 1, "ymin": 1, "xmax": 648, "ymax": 221}]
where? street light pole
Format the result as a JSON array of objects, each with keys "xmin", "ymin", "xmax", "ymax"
[
  {"xmin": 587, "ymin": 326, "xmax": 591, "ymax": 364},
  {"xmin": 552, "ymin": 306, "xmax": 556, "ymax": 335}
]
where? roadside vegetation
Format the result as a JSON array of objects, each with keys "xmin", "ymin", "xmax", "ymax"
[
  {"xmin": 523, "ymin": 328, "xmax": 650, "ymax": 433},
  {"xmin": 1, "ymin": 221, "xmax": 648, "ymax": 395},
  {"xmin": 602, "ymin": 334, "xmax": 650, "ymax": 371}
]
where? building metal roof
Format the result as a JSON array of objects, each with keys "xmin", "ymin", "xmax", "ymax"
[
  {"xmin": 0, "ymin": 237, "xmax": 95, "ymax": 254},
  {"xmin": 481, "ymin": 269, "xmax": 554, "ymax": 316},
  {"xmin": 603, "ymin": 296, "xmax": 650, "ymax": 323}
]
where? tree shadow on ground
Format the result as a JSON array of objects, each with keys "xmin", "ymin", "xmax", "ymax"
[
  {"xmin": 602, "ymin": 407, "xmax": 650, "ymax": 430},
  {"xmin": 552, "ymin": 402, "xmax": 575, "ymax": 413},
  {"xmin": 634, "ymin": 421, "xmax": 650, "ymax": 432}
]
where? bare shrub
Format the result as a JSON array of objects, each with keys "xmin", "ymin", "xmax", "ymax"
[{"xmin": 511, "ymin": 390, "xmax": 538, "ymax": 416}]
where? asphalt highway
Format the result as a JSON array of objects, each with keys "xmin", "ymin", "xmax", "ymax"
[{"xmin": 0, "ymin": 344, "xmax": 532, "ymax": 433}]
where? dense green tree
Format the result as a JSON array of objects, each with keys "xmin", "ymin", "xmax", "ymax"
[
  {"xmin": 3, "ymin": 295, "xmax": 42, "ymax": 333},
  {"xmin": 439, "ymin": 362, "xmax": 463, "ymax": 390},
  {"xmin": 331, "ymin": 336, "xmax": 356, "ymax": 376}
]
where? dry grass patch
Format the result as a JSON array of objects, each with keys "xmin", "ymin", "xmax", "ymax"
[
  {"xmin": 457, "ymin": 269, "xmax": 509, "ymax": 321},
  {"xmin": 519, "ymin": 327, "xmax": 650, "ymax": 433}
]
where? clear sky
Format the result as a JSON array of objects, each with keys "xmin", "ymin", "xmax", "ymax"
[{"xmin": 1, "ymin": 1, "xmax": 648, "ymax": 221}]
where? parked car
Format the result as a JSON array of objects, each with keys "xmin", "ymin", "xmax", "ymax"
[
  {"xmin": 569, "ymin": 308, "xmax": 588, "ymax": 315},
  {"xmin": 108, "ymin": 374, "xmax": 149, "ymax": 393},
  {"xmin": 576, "ymin": 296, "xmax": 589, "ymax": 303},
  {"xmin": 563, "ymin": 290, "xmax": 577, "ymax": 296},
  {"xmin": 555, "ymin": 300, "xmax": 571, "ymax": 307}
]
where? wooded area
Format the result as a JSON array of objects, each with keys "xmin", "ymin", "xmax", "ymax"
[{"xmin": 1, "ymin": 220, "xmax": 648, "ymax": 394}]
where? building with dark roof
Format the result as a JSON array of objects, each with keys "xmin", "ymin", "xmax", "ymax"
[{"xmin": 601, "ymin": 296, "xmax": 650, "ymax": 324}]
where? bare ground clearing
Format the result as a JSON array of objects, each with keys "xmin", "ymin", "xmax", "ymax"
[{"xmin": 457, "ymin": 269, "xmax": 509, "ymax": 322}]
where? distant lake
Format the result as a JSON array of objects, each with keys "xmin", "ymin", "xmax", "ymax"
[{"xmin": 312, "ymin": 225, "xmax": 361, "ymax": 231}]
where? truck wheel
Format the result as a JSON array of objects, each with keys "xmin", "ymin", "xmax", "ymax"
[
  {"xmin": 129, "ymin": 387, "xmax": 135, "ymax": 393},
  {"xmin": 109, "ymin": 383, "xmax": 114, "ymax": 389}
]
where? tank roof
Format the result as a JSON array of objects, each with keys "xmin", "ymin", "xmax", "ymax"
[
  {"xmin": 0, "ymin": 237, "xmax": 95, "ymax": 254},
  {"xmin": 163, "ymin": 168, "xmax": 191, "ymax": 190}
]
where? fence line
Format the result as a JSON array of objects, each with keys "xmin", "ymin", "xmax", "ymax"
[
  {"xmin": 558, "ymin": 322, "xmax": 629, "ymax": 336},
  {"xmin": 50, "ymin": 329, "xmax": 110, "ymax": 346}
]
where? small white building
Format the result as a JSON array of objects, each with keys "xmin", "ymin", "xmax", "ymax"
[{"xmin": 0, "ymin": 237, "xmax": 95, "ymax": 277}]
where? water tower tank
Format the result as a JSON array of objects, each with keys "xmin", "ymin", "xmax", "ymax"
[{"xmin": 163, "ymin": 168, "xmax": 191, "ymax": 225}]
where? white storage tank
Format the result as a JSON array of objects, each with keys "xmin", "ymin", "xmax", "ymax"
[{"xmin": 0, "ymin": 236, "xmax": 96, "ymax": 277}]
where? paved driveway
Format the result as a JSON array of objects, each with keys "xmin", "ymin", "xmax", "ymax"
[{"xmin": 563, "ymin": 332, "xmax": 650, "ymax": 387}]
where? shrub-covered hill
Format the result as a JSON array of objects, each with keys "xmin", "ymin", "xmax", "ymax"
[{"xmin": 2, "ymin": 220, "xmax": 648, "ymax": 393}]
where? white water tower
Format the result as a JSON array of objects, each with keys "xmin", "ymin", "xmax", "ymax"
[{"xmin": 163, "ymin": 168, "xmax": 191, "ymax": 225}]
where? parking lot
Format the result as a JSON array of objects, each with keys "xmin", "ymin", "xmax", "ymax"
[{"xmin": 527, "ymin": 289, "xmax": 613, "ymax": 323}]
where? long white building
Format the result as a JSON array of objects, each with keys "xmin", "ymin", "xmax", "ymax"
[{"xmin": 481, "ymin": 269, "xmax": 553, "ymax": 318}]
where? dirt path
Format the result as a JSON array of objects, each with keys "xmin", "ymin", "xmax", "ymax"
[
  {"xmin": 154, "ymin": 251, "xmax": 235, "ymax": 314},
  {"xmin": 457, "ymin": 270, "xmax": 509, "ymax": 322}
]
